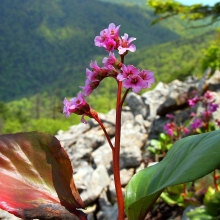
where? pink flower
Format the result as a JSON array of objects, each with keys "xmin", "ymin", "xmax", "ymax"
[
  {"xmin": 86, "ymin": 61, "xmax": 104, "ymax": 82},
  {"xmin": 118, "ymin": 33, "xmax": 136, "ymax": 55},
  {"xmin": 86, "ymin": 68, "xmax": 98, "ymax": 82},
  {"xmin": 188, "ymin": 96, "xmax": 199, "ymax": 106},
  {"xmin": 164, "ymin": 122, "xmax": 175, "ymax": 137},
  {"xmin": 191, "ymin": 118, "xmax": 203, "ymax": 130},
  {"xmin": 63, "ymin": 92, "xmax": 88, "ymax": 117},
  {"xmin": 102, "ymin": 52, "xmax": 117, "ymax": 66},
  {"xmin": 122, "ymin": 74, "xmax": 145, "ymax": 93},
  {"xmin": 63, "ymin": 92, "xmax": 91, "ymax": 123},
  {"xmin": 190, "ymin": 112, "xmax": 196, "ymax": 117},
  {"xmin": 63, "ymin": 98, "xmax": 72, "ymax": 117},
  {"xmin": 107, "ymin": 23, "xmax": 120, "ymax": 39},
  {"xmin": 105, "ymin": 38, "xmax": 117, "ymax": 52},
  {"xmin": 117, "ymin": 64, "xmax": 139, "ymax": 81},
  {"xmin": 166, "ymin": 114, "xmax": 175, "ymax": 119},
  {"xmin": 208, "ymin": 103, "xmax": 219, "ymax": 112},
  {"xmin": 80, "ymin": 81, "xmax": 93, "ymax": 96},
  {"xmin": 94, "ymin": 23, "xmax": 121, "ymax": 52},
  {"xmin": 139, "ymin": 70, "xmax": 155, "ymax": 89},
  {"xmin": 117, "ymin": 65, "xmax": 155, "ymax": 93},
  {"xmin": 90, "ymin": 60, "xmax": 101, "ymax": 72},
  {"xmin": 102, "ymin": 52, "xmax": 122, "ymax": 69},
  {"xmin": 80, "ymin": 79, "xmax": 100, "ymax": 96},
  {"xmin": 94, "ymin": 28, "xmax": 109, "ymax": 47},
  {"xmin": 70, "ymin": 92, "xmax": 87, "ymax": 108},
  {"xmin": 183, "ymin": 127, "xmax": 190, "ymax": 135},
  {"xmin": 204, "ymin": 91, "xmax": 214, "ymax": 101}
]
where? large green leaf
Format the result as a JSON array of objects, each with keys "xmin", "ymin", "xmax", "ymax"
[
  {"xmin": 0, "ymin": 132, "xmax": 87, "ymax": 220},
  {"xmin": 125, "ymin": 130, "xmax": 220, "ymax": 220}
]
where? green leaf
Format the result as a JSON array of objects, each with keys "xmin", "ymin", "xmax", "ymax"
[
  {"xmin": 186, "ymin": 206, "xmax": 215, "ymax": 220},
  {"xmin": 204, "ymin": 186, "xmax": 220, "ymax": 217},
  {"xmin": 125, "ymin": 130, "xmax": 220, "ymax": 220},
  {"xmin": 0, "ymin": 132, "xmax": 87, "ymax": 220}
]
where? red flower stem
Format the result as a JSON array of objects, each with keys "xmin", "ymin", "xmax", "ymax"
[
  {"xmin": 113, "ymin": 54, "xmax": 125, "ymax": 220},
  {"xmin": 214, "ymin": 170, "xmax": 219, "ymax": 191},
  {"xmin": 94, "ymin": 117, "xmax": 114, "ymax": 151},
  {"xmin": 120, "ymin": 89, "xmax": 130, "ymax": 107},
  {"xmin": 205, "ymin": 102, "xmax": 210, "ymax": 132},
  {"xmin": 114, "ymin": 80, "xmax": 124, "ymax": 220}
]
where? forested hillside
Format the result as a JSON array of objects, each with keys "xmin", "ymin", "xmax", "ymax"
[
  {"xmin": 0, "ymin": 0, "xmax": 177, "ymax": 102},
  {"xmin": 0, "ymin": 0, "xmax": 214, "ymax": 102}
]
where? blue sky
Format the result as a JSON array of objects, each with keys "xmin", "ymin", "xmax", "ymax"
[{"xmin": 178, "ymin": 0, "xmax": 219, "ymax": 5}]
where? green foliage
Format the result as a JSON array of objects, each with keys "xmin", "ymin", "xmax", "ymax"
[
  {"xmin": 0, "ymin": 93, "xmax": 80, "ymax": 135},
  {"xmin": 186, "ymin": 206, "xmax": 217, "ymax": 220},
  {"xmin": 160, "ymin": 183, "xmax": 197, "ymax": 207},
  {"xmin": 204, "ymin": 186, "xmax": 220, "ymax": 217},
  {"xmin": 125, "ymin": 130, "xmax": 220, "ymax": 220},
  {"xmin": 186, "ymin": 185, "xmax": 220, "ymax": 219},
  {"xmin": 147, "ymin": 133, "xmax": 172, "ymax": 155},
  {"xmin": 148, "ymin": 0, "xmax": 220, "ymax": 27},
  {"xmin": 201, "ymin": 30, "xmax": 220, "ymax": 72}
]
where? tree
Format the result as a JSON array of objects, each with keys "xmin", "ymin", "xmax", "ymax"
[
  {"xmin": 148, "ymin": 0, "xmax": 220, "ymax": 72},
  {"xmin": 148, "ymin": 0, "xmax": 220, "ymax": 27}
]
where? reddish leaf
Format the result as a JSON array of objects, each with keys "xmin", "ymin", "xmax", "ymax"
[{"xmin": 0, "ymin": 132, "xmax": 87, "ymax": 220}]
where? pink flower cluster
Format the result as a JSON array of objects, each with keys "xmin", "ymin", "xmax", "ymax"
[
  {"xmin": 163, "ymin": 114, "xmax": 189, "ymax": 138},
  {"xmin": 188, "ymin": 91, "xmax": 219, "ymax": 130},
  {"xmin": 63, "ymin": 92, "xmax": 90, "ymax": 123},
  {"xmin": 190, "ymin": 118, "xmax": 203, "ymax": 130},
  {"xmin": 117, "ymin": 65, "xmax": 154, "ymax": 93},
  {"xmin": 63, "ymin": 23, "xmax": 155, "ymax": 121},
  {"xmin": 79, "ymin": 23, "xmax": 154, "ymax": 96},
  {"xmin": 164, "ymin": 121, "xmax": 176, "ymax": 137},
  {"xmin": 94, "ymin": 23, "xmax": 136, "ymax": 55}
]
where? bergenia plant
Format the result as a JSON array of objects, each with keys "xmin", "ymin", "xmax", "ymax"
[
  {"xmin": 0, "ymin": 23, "xmax": 220, "ymax": 220},
  {"xmin": 188, "ymin": 90, "xmax": 220, "ymax": 133}
]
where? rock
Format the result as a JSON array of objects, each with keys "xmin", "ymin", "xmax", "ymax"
[
  {"xmin": 0, "ymin": 210, "xmax": 20, "ymax": 220},
  {"xmin": 142, "ymin": 82, "xmax": 169, "ymax": 117},
  {"xmin": 110, "ymin": 168, "xmax": 134, "ymax": 187},
  {"xmin": 125, "ymin": 92, "xmax": 148, "ymax": 118},
  {"xmin": 73, "ymin": 164, "xmax": 94, "ymax": 190},
  {"xmin": 134, "ymin": 114, "xmax": 151, "ymax": 133},
  {"xmin": 91, "ymin": 143, "xmax": 112, "ymax": 171},
  {"xmin": 96, "ymin": 201, "xmax": 118, "ymax": 220},
  {"xmin": 204, "ymin": 69, "xmax": 220, "ymax": 92},
  {"xmin": 55, "ymin": 122, "xmax": 92, "ymax": 148},
  {"xmin": 80, "ymin": 165, "xmax": 110, "ymax": 206},
  {"xmin": 98, "ymin": 107, "xmax": 134, "ymax": 126},
  {"xmin": 212, "ymin": 91, "xmax": 220, "ymax": 121},
  {"xmin": 108, "ymin": 180, "xmax": 125, "ymax": 204}
]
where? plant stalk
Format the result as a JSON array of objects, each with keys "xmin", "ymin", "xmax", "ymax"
[{"xmin": 113, "ymin": 80, "xmax": 124, "ymax": 220}]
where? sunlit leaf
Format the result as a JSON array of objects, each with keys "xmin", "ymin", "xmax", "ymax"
[
  {"xmin": 125, "ymin": 130, "xmax": 220, "ymax": 220},
  {"xmin": 0, "ymin": 132, "xmax": 87, "ymax": 220}
]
